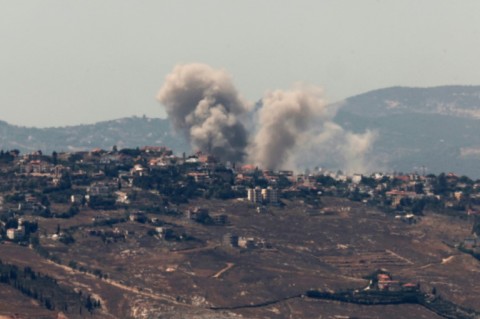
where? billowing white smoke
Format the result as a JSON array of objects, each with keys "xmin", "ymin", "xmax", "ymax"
[
  {"xmin": 249, "ymin": 84, "xmax": 377, "ymax": 173},
  {"xmin": 295, "ymin": 123, "xmax": 378, "ymax": 174},
  {"xmin": 158, "ymin": 63, "xmax": 377, "ymax": 173},
  {"xmin": 248, "ymin": 85, "xmax": 328, "ymax": 170},
  {"xmin": 157, "ymin": 63, "xmax": 250, "ymax": 162}
]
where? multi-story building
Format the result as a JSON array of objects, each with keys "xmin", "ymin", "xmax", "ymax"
[
  {"xmin": 262, "ymin": 186, "xmax": 278, "ymax": 204},
  {"xmin": 247, "ymin": 187, "xmax": 262, "ymax": 203},
  {"xmin": 248, "ymin": 186, "xmax": 279, "ymax": 204}
]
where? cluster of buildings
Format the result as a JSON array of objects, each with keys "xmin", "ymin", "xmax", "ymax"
[
  {"xmin": 186, "ymin": 207, "xmax": 229, "ymax": 226},
  {"xmin": 2, "ymin": 146, "xmax": 480, "ymax": 233},
  {"xmin": 246, "ymin": 186, "xmax": 279, "ymax": 204},
  {"xmin": 222, "ymin": 233, "xmax": 270, "ymax": 250}
]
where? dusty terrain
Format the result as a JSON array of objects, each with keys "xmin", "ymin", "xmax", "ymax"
[{"xmin": 0, "ymin": 197, "xmax": 478, "ymax": 318}]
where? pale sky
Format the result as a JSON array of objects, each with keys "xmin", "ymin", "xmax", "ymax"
[{"xmin": 1, "ymin": 1, "xmax": 480, "ymax": 127}]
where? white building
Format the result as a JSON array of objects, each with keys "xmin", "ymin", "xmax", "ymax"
[
  {"xmin": 262, "ymin": 186, "xmax": 278, "ymax": 204},
  {"xmin": 7, "ymin": 226, "xmax": 25, "ymax": 240},
  {"xmin": 248, "ymin": 186, "xmax": 278, "ymax": 204},
  {"xmin": 247, "ymin": 187, "xmax": 262, "ymax": 203}
]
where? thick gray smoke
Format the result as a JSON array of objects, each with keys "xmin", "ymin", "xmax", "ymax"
[
  {"xmin": 157, "ymin": 63, "xmax": 250, "ymax": 162},
  {"xmin": 249, "ymin": 85, "xmax": 329, "ymax": 170},
  {"xmin": 158, "ymin": 63, "xmax": 377, "ymax": 173}
]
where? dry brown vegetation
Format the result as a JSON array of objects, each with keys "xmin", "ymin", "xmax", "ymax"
[{"xmin": 0, "ymin": 197, "xmax": 478, "ymax": 318}]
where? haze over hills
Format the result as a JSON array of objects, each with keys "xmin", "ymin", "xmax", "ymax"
[
  {"xmin": 2, "ymin": 85, "xmax": 480, "ymax": 177},
  {"xmin": 334, "ymin": 85, "xmax": 480, "ymax": 177},
  {"xmin": 0, "ymin": 116, "xmax": 189, "ymax": 155}
]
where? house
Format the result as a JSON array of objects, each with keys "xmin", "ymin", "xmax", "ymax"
[
  {"xmin": 6, "ymin": 226, "xmax": 24, "ymax": 240},
  {"xmin": 87, "ymin": 182, "xmax": 116, "ymax": 196},
  {"xmin": 21, "ymin": 160, "xmax": 53, "ymax": 175},
  {"xmin": 18, "ymin": 202, "xmax": 46, "ymax": 214},
  {"xmin": 377, "ymin": 273, "xmax": 395, "ymax": 291},
  {"xmin": 188, "ymin": 172, "xmax": 209, "ymax": 184},
  {"xmin": 185, "ymin": 157, "xmax": 199, "ymax": 164},
  {"xmin": 385, "ymin": 190, "xmax": 418, "ymax": 207},
  {"xmin": 187, "ymin": 208, "xmax": 210, "ymax": 223},
  {"xmin": 115, "ymin": 191, "xmax": 129, "ymax": 204},
  {"xmin": 198, "ymin": 154, "xmax": 217, "ymax": 164},
  {"xmin": 155, "ymin": 227, "xmax": 174, "ymax": 239},
  {"xmin": 238, "ymin": 237, "xmax": 256, "ymax": 249},
  {"xmin": 130, "ymin": 164, "xmax": 147, "ymax": 176},
  {"xmin": 454, "ymin": 191, "xmax": 464, "ymax": 201},
  {"xmin": 71, "ymin": 194, "xmax": 85, "ymax": 205}
]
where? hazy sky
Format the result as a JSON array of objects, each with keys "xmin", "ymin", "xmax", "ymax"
[{"xmin": 2, "ymin": 1, "xmax": 480, "ymax": 127}]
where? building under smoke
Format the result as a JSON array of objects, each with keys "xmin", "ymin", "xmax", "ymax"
[
  {"xmin": 158, "ymin": 63, "xmax": 377, "ymax": 174},
  {"xmin": 157, "ymin": 63, "xmax": 250, "ymax": 163}
]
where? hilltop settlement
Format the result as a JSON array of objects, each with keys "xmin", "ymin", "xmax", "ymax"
[{"xmin": 1, "ymin": 147, "xmax": 480, "ymax": 319}]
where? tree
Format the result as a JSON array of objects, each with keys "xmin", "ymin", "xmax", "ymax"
[
  {"xmin": 361, "ymin": 176, "xmax": 376, "ymax": 188},
  {"xmin": 51, "ymin": 151, "xmax": 58, "ymax": 165},
  {"xmin": 414, "ymin": 182, "xmax": 424, "ymax": 194},
  {"xmin": 433, "ymin": 173, "xmax": 449, "ymax": 195},
  {"xmin": 40, "ymin": 195, "xmax": 50, "ymax": 207},
  {"xmin": 411, "ymin": 198, "xmax": 426, "ymax": 215},
  {"xmin": 58, "ymin": 172, "xmax": 72, "ymax": 190}
]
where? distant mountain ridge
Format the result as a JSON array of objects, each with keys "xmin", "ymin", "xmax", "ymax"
[
  {"xmin": 334, "ymin": 85, "xmax": 480, "ymax": 177},
  {"xmin": 339, "ymin": 85, "xmax": 480, "ymax": 119},
  {"xmin": 3, "ymin": 85, "xmax": 480, "ymax": 177},
  {"xmin": 0, "ymin": 116, "xmax": 189, "ymax": 154}
]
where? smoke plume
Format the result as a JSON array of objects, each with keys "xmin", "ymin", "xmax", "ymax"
[
  {"xmin": 249, "ymin": 84, "xmax": 377, "ymax": 173},
  {"xmin": 296, "ymin": 123, "xmax": 378, "ymax": 174},
  {"xmin": 157, "ymin": 63, "xmax": 249, "ymax": 162},
  {"xmin": 249, "ymin": 85, "xmax": 329, "ymax": 170},
  {"xmin": 158, "ymin": 63, "xmax": 378, "ymax": 173}
]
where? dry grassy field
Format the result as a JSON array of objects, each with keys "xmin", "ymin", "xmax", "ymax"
[{"xmin": 0, "ymin": 197, "xmax": 478, "ymax": 318}]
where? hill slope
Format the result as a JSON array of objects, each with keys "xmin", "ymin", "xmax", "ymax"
[
  {"xmin": 0, "ymin": 116, "xmax": 189, "ymax": 154},
  {"xmin": 334, "ymin": 85, "xmax": 480, "ymax": 177},
  {"xmin": 2, "ymin": 85, "xmax": 480, "ymax": 177}
]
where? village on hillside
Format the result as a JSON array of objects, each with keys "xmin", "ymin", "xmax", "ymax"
[{"xmin": 1, "ymin": 146, "xmax": 480, "ymax": 318}]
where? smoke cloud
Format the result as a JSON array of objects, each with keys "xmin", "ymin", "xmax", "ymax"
[
  {"xmin": 249, "ymin": 85, "xmax": 328, "ymax": 170},
  {"xmin": 248, "ymin": 85, "xmax": 377, "ymax": 173},
  {"xmin": 157, "ymin": 63, "xmax": 249, "ymax": 162},
  {"xmin": 296, "ymin": 124, "xmax": 378, "ymax": 174},
  {"xmin": 158, "ymin": 63, "xmax": 377, "ymax": 173}
]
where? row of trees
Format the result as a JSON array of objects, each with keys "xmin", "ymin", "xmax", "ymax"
[{"xmin": 0, "ymin": 260, "xmax": 101, "ymax": 314}]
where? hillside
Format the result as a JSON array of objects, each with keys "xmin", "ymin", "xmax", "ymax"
[
  {"xmin": 0, "ymin": 116, "xmax": 189, "ymax": 154},
  {"xmin": 334, "ymin": 85, "xmax": 480, "ymax": 177},
  {"xmin": 2, "ymin": 85, "xmax": 480, "ymax": 177}
]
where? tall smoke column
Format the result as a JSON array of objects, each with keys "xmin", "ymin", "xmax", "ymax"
[
  {"xmin": 249, "ymin": 85, "xmax": 329, "ymax": 170},
  {"xmin": 157, "ymin": 63, "xmax": 250, "ymax": 162}
]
